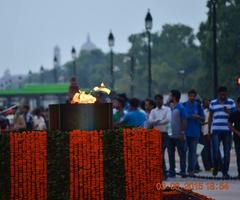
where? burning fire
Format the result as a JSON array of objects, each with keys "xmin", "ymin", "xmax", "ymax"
[
  {"xmin": 70, "ymin": 82, "xmax": 111, "ymax": 104},
  {"xmin": 71, "ymin": 91, "xmax": 96, "ymax": 104},
  {"xmin": 93, "ymin": 82, "xmax": 111, "ymax": 95}
]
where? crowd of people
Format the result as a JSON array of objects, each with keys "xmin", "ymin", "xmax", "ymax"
[
  {"xmin": 1, "ymin": 86, "xmax": 240, "ymax": 180},
  {"xmin": 113, "ymin": 86, "xmax": 240, "ymax": 180},
  {"xmin": 0, "ymin": 105, "xmax": 48, "ymax": 132}
]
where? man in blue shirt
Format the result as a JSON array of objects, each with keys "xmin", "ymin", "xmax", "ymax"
[
  {"xmin": 168, "ymin": 90, "xmax": 187, "ymax": 178},
  {"xmin": 184, "ymin": 89, "xmax": 204, "ymax": 176},
  {"xmin": 209, "ymin": 86, "xmax": 236, "ymax": 178},
  {"xmin": 121, "ymin": 98, "xmax": 146, "ymax": 127}
]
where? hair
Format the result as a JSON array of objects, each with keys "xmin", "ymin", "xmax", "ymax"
[
  {"xmin": 145, "ymin": 98, "xmax": 156, "ymax": 107},
  {"xmin": 129, "ymin": 98, "xmax": 140, "ymax": 108},
  {"xmin": 23, "ymin": 105, "xmax": 30, "ymax": 110},
  {"xmin": 218, "ymin": 86, "xmax": 227, "ymax": 93},
  {"xmin": 170, "ymin": 89, "xmax": 181, "ymax": 101},
  {"xmin": 188, "ymin": 89, "xmax": 197, "ymax": 96},
  {"xmin": 114, "ymin": 97, "xmax": 125, "ymax": 108},
  {"xmin": 237, "ymin": 96, "xmax": 240, "ymax": 104},
  {"xmin": 154, "ymin": 94, "xmax": 163, "ymax": 100}
]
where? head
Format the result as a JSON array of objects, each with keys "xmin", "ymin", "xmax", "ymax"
[
  {"xmin": 21, "ymin": 105, "xmax": 30, "ymax": 114},
  {"xmin": 203, "ymin": 98, "xmax": 210, "ymax": 108},
  {"xmin": 169, "ymin": 90, "xmax": 181, "ymax": 103},
  {"xmin": 34, "ymin": 108, "xmax": 42, "ymax": 116},
  {"xmin": 112, "ymin": 97, "xmax": 125, "ymax": 111},
  {"xmin": 129, "ymin": 98, "xmax": 140, "ymax": 110},
  {"xmin": 145, "ymin": 98, "xmax": 155, "ymax": 112},
  {"xmin": 188, "ymin": 89, "xmax": 197, "ymax": 103},
  {"xmin": 154, "ymin": 94, "xmax": 163, "ymax": 108},
  {"xmin": 218, "ymin": 86, "xmax": 227, "ymax": 101}
]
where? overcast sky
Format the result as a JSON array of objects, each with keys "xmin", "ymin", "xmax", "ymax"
[{"xmin": 0, "ymin": 0, "xmax": 208, "ymax": 77}]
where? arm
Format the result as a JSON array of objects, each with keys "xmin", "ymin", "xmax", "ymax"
[
  {"xmin": 148, "ymin": 110, "xmax": 162, "ymax": 126},
  {"xmin": 158, "ymin": 108, "xmax": 171, "ymax": 125},
  {"xmin": 208, "ymin": 112, "xmax": 213, "ymax": 135},
  {"xmin": 228, "ymin": 122, "xmax": 240, "ymax": 136}
]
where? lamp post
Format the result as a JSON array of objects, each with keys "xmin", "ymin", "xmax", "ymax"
[
  {"xmin": 145, "ymin": 9, "xmax": 153, "ymax": 98},
  {"xmin": 211, "ymin": 0, "xmax": 218, "ymax": 98},
  {"xmin": 28, "ymin": 70, "xmax": 32, "ymax": 84},
  {"xmin": 53, "ymin": 55, "xmax": 58, "ymax": 83},
  {"xmin": 40, "ymin": 65, "xmax": 44, "ymax": 83},
  {"xmin": 108, "ymin": 31, "xmax": 115, "ymax": 90},
  {"xmin": 18, "ymin": 76, "xmax": 22, "ymax": 88},
  {"xmin": 124, "ymin": 56, "xmax": 135, "ymax": 97},
  {"xmin": 71, "ymin": 46, "xmax": 77, "ymax": 79}
]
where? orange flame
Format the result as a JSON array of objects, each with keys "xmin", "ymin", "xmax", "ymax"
[{"xmin": 71, "ymin": 91, "xmax": 96, "ymax": 104}]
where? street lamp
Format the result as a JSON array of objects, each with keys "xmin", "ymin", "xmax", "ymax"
[
  {"xmin": 40, "ymin": 65, "xmax": 44, "ymax": 83},
  {"xmin": 71, "ymin": 46, "xmax": 77, "ymax": 79},
  {"xmin": 145, "ymin": 9, "xmax": 153, "ymax": 98},
  {"xmin": 124, "ymin": 56, "xmax": 135, "ymax": 97},
  {"xmin": 18, "ymin": 76, "xmax": 22, "ymax": 88},
  {"xmin": 53, "ymin": 55, "xmax": 58, "ymax": 83},
  {"xmin": 108, "ymin": 31, "xmax": 115, "ymax": 90},
  {"xmin": 28, "ymin": 70, "xmax": 32, "ymax": 84},
  {"xmin": 211, "ymin": 0, "xmax": 218, "ymax": 98}
]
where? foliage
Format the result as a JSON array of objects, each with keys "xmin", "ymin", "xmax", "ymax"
[{"xmin": 197, "ymin": 0, "xmax": 240, "ymax": 98}]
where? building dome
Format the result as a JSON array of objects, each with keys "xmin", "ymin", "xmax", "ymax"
[{"xmin": 81, "ymin": 34, "xmax": 97, "ymax": 51}]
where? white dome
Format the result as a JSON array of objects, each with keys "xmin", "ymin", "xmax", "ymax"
[{"xmin": 81, "ymin": 34, "xmax": 97, "ymax": 51}]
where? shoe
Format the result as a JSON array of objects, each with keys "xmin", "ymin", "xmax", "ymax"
[
  {"xmin": 168, "ymin": 173, "xmax": 176, "ymax": 178},
  {"xmin": 212, "ymin": 168, "xmax": 218, "ymax": 176},
  {"xmin": 188, "ymin": 171, "xmax": 196, "ymax": 177},
  {"xmin": 222, "ymin": 174, "xmax": 230, "ymax": 179},
  {"xmin": 180, "ymin": 172, "xmax": 187, "ymax": 178},
  {"xmin": 206, "ymin": 168, "xmax": 213, "ymax": 172},
  {"xmin": 194, "ymin": 169, "xmax": 202, "ymax": 174}
]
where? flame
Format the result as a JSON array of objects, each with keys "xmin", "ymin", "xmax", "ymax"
[
  {"xmin": 93, "ymin": 82, "xmax": 111, "ymax": 94},
  {"xmin": 71, "ymin": 90, "xmax": 96, "ymax": 104}
]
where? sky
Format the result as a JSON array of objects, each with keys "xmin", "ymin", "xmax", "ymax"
[{"xmin": 0, "ymin": 0, "xmax": 208, "ymax": 77}]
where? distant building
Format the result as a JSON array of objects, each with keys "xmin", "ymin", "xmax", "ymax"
[{"xmin": 81, "ymin": 34, "xmax": 97, "ymax": 52}]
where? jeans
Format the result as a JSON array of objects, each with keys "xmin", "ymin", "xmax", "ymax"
[
  {"xmin": 162, "ymin": 132, "xmax": 169, "ymax": 177},
  {"xmin": 212, "ymin": 132, "xmax": 232, "ymax": 175},
  {"xmin": 168, "ymin": 137, "xmax": 186, "ymax": 175},
  {"xmin": 186, "ymin": 136, "xmax": 199, "ymax": 173},
  {"xmin": 199, "ymin": 135, "xmax": 213, "ymax": 170},
  {"xmin": 233, "ymin": 134, "xmax": 240, "ymax": 175}
]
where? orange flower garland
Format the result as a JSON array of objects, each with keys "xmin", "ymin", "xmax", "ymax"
[
  {"xmin": 10, "ymin": 131, "xmax": 47, "ymax": 200},
  {"xmin": 69, "ymin": 130, "xmax": 104, "ymax": 200},
  {"xmin": 123, "ymin": 128, "xmax": 163, "ymax": 199}
]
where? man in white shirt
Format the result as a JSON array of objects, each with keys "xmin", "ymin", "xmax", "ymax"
[{"xmin": 149, "ymin": 94, "xmax": 171, "ymax": 179}]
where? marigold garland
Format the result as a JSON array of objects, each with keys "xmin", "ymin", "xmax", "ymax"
[
  {"xmin": 9, "ymin": 131, "xmax": 47, "ymax": 200},
  {"xmin": 123, "ymin": 128, "xmax": 163, "ymax": 199},
  {"xmin": 69, "ymin": 130, "xmax": 104, "ymax": 200}
]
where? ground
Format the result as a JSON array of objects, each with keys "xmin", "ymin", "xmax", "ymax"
[{"xmin": 164, "ymin": 148, "xmax": 240, "ymax": 200}]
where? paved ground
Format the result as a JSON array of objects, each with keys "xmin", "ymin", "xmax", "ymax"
[{"xmin": 163, "ymin": 148, "xmax": 240, "ymax": 200}]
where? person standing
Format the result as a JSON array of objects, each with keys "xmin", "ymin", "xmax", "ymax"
[
  {"xmin": 148, "ymin": 94, "xmax": 171, "ymax": 179},
  {"xmin": 200, "ymin": 98, "xmax": 213, "ymax": 171},
  {"xmin": 113, "ymin": 97, "xmax": 126, "ymax": 126},
  {"xmin": 33, "ymin": 108, "xmax": 47, "ymax": 131},
  {"xmin": 228, "ymin": 96, "xmax": 240, "ymax": 178},
  {"xmin": 208, "ymin": 86, "xmax": 236, "ymax": 178},
  {"xmin": 120, "ymin": 98, "xmax": 146, "ymax": 127},
  {"xmin": 183, "ymin": 90, "xmax": 205, "ymax": 176},
  {"xmin": 21, "ymin": 105, "xmax": 33, "ymax": 130},
  {"xmin": 144, "ymin": 98, "xmax": 156, "ymax": 128},
  {"xmin": 167, "ymin": 90, "xmax": 187, "ymax": 178}
]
